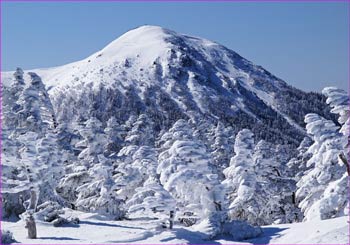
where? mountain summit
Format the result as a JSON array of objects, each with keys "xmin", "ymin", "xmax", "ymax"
[{"xmin": 2, "ymin": 25, "xmax": 334, "ymax": 145}]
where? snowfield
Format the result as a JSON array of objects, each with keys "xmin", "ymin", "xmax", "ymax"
[{"xmin": 2, "ymin": 210, "xmax": 349, "ymax": 244}]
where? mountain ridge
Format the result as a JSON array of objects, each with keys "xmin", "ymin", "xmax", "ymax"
[{"xmin": 1, "ymin": 25, "xmax": 335, "ymax": 145}]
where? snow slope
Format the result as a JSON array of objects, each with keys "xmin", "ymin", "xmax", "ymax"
[
  {"xmin": 2, "ymin": 210, "xmax": 348, "ymax": 244},
  {"xmin": 1, "ymin": 25, "xmax": 335, "ymax": 146}
]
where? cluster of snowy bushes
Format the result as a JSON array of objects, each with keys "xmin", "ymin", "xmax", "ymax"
[{"xmin": 1, "ymin": 69, "xmax": 349, "ymax": 240}]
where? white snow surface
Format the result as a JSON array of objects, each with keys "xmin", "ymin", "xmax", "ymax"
[{"xmin": 2, "ymin": 209, "xmax": 349, "ymax": 244}]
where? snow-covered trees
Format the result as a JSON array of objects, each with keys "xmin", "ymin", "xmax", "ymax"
[
  {"xmin": 75, "ymin": 155, "xmax": 124, "ymax": 219},
  {"xmin": 76, "ymin": 117, "xmax": 108, "ymax": 166},
  {"xmin": 125, "ymin": 114, "xmax": 155, "ymax": 146},
  {"xmin": 223, "ymin": 129, "xmax": 299, "ymax": 225},
  {"xmin": 322, "ymin": 87, "xmax": 350, "ymax": 166},
  {"xmin": 113, "ymin": 114, "xmax": 156, "ymax": 202},
  {"xmin": 296, "ymin": 113, "xmax": 346, "ymax": 221},
  {"xmin": 114, "ymin": 146, "xmax": 157, "ymax": 201},
  {"xmin": 255, "ymin": 141, "xmax": 299, "ymax": 224},
  {"xmin": 287, "ymin": 137, "xmax": 313, "ymax": 182},
  {"xmin": 104, "ymin": 116, "xmax": 125, "ymax": 155},
  {"xmin": 127, "ymin": 177, "xmax": 176, "ymax": 222},
  {"xmin": 158, "ymin": 119, "xmax": 224, "ymax": 226},
  {"xmin": 2, "ymin": 71, "xmax": 64, "ymax": 239},
  {"xmin": 210, "ymin": 122, "xmax": 232, "ymax": 172},
  {"xmin": 223, "ymin": 129, "xmax": 262, "ymax": 225},
  {"xmin": 57, "ymin": 118, "xmax": 107, "ymax": 205}
]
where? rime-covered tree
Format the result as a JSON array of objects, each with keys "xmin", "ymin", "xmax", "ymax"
[
  {"xmin": 222, "ymin": 129, "xmax": 264, "ymax": 225},
  {"xmin": 2, "ymin": 68, "xmax": 26, "ymax": 128},
  {"xmin": 318, "ymin": 87, "xmax": 350, "ymax": 219},
  {"xmin": 127, "ymin": 176, "xmax": 176, "ymax": 225},
  {"xmin": 254, "ymin": 140, "xmax": 300, "ymax": 224},
  {"xmin": 322, "ymin": 87, "xmax": 350, "ymax": 164},
  {"xmin": 75, "ymin": 155, "xmax": 124, "ymax": 219},
  {"xmin": 158, "ymin": 119, "xmax": 224, "ymax": 227},
  {"xmin": 104, "ymin": 116, "xmax": 125, "ymax": 155},
  {"xmin": 287, "ymin": 137, "xmax": 313, "ymax": 182},
  {"xmin": 56, "ymin": 117, "xmax": 108, "ymax": 206},
  {"xmin": 2, "ymin": 72, "xmax": 63, "ymax": 225},
  {"xmin": 210, "ymin": 122, "xmax": 232, "ymax": 173},
  {"xmin": 17, "ymin": 72, "xmax": 57, "ymax": 131},
  {"xmin": 114, "ymin": 146, "xmax": 157, "ymax": 202},
  {"xmin": 125, "ymin": 114, "xmax": 155, "ymax": 146},
  {"xmin": 296, "ymin": 113, "xmax": 346, "ymax": 221},
  {"xmin": 76, "ymin": 117, "xmax": 108, "ymax": 166},
  {"xmin": 112, "ymin": 114, "xmax": 156, "ymax": 202}
]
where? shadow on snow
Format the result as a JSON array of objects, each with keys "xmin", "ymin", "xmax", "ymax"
[
  {"xmin": 79, "ymin": 220, "xmax": 145, "ymax": 230},
  {"xmin": 244, "ymin": 227, "xmax": 289, "ymax": 245},
  {"xmin": 38, "ymin": 236, "xmax": 80, "ymax": 241}
]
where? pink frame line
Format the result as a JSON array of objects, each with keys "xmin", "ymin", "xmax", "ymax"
[
  {"xmin": 0, "ymin": 0, "xmax": 349, "ymax": 2},
  {"xmin": 0, "ymin": 0, "xmax": 349, "ymax": 245}
]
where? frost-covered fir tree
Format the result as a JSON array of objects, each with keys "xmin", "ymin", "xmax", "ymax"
[
  {"xmin": 17, "ymin": 72, "xmax": 57, "ymax": 130},
  {"xmin": 287, "ymin": 137, "xmax": 313, "ymax": 182},
  {"xmin": 222, "ymin": 129, "xmax": 264, "ymax": 225},
  {"xmin": 114, "ymin": 146, "xmax": 157, "ymax": 202},
  {"xmin": 319, "ymin": 87, "xmax": 350, "ymax": 219},
  {"xmin": 56, "ymin": 117, "xmax": 107, "ymax": 205},
  {"xmin": 127, "ymin": 176, "xmax": 176, "ymax": 224},
  {"xmin": 210, "ymin": 122, "xmax": 232, "ymax": 174},
  {"xmin": 2, "ymin": 68, "xmax": 25, "ymax": 128},
  {"xmin": 254, "ymin": 141, "xmax": 299, "ymax": 224},
  {"xmin": 2, "ymin": 72, "xmax": 63, "ymax": 213},
  {"xmin": 296, "ymin": 113, "xmax": 346, "ymax": 221},
  {"xmin": 76, "ymin": 117, "xmax": 108, "ymax": 166},
  {"xmin": 104, "ymin": 116, "xmax": 125, "ymax": 155},
  {"xmin": 125, "ymin": 114, "xmax": 155, "ymax": 146},
  {"xmin": 112, "ymin": 114, "xmax": 156, "ymax": 205},
  {"xmin": 322, "ymin": 87, "xmax": 350, "ymax": 164},
  {"xmin": 75, "ymin": 155, "xmax": 124, "ymax": 219},
  {"xmin": 158, "ymin": 119, "xmax": 224, "ymax": 227}
]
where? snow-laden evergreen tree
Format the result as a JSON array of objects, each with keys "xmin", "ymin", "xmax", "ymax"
[
  {"xmin": 104, "ymin": 116, "xmax": 125, "ymax": 155},
  {"xmin": 158, "ymin": 119, "xmax": 224, "ymax": 228},
  {"xmin": 210, "ymin": 122, "xmax": 232, "ymax": 174},
  {"xmin": 319, "ymin": 87, "xmax": 350, "ymax": 219},
  {"xmin": 322, "ymin": 87, "xmax": 350, "ymax": 163},
  {"xmin": 127, "ymin": 176, "xmax": 176, "ymax": 222},
  {"xmin": 2, "ymin": 68, "xmax": 25, "ymax": 128},
  {"xmin": 113, "ymin": 114, "xmax": 156, "ymax": 204},
  {"xmin": 17, "ymin": 72, "xmax": 57, "ymax": 130},
  {"xmin": 115, "ymin": 146, "xmax": 157, "ymax": 202},
  {"xmin": 57, "ymin": 117, "xmax": 107, "ymax": 205},
  {"xmin": 75, "ymin": 155, "xmax": 124, "ymax": 219},
  {"xmin": 296, "ymin": 113, "xmax": 346, "ymax": 221},
  {"xmin": 255, "ymin": 141, "xmax": 300, "ymax": 224},
  {"xmin": 125, "ymin": 114, "xmax": 155, "ymax": 146},
  {"xmin": 287, "ymin": 137, "xmax": 313, "ymax": 182},
  {"xmin": 35, "ymin": 132, "xmax": 65, "ymax": 204},
  {"xmin": 2, "ymin": 71, "xmax": 62, "ymax": 210},
  {"xmin": 76, "ymin": 117, "xmax": 108, "ymax": 166},
  {"xmin": 222, "ymin": 129, "xmax": 261, "ymax": 224}
]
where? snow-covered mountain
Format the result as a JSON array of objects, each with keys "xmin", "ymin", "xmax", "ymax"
[
  {"xmin": 2, "ymin": 25, "xmax": 334, "ymax": 145},
  {"xmin": 2, "ymin": 25, "xmax": 349, "ymax": 244}
]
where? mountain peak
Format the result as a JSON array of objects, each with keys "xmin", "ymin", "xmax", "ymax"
[{"xmin": 86, "ymin": 25, "xmax": 174, "ymax": 67}]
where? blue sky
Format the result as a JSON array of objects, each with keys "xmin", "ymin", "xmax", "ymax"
[{"xmin": 2, "ymin": 1, "xmax": 349, "ymax": 92}]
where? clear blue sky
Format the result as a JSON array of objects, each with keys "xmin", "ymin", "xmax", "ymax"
[{"xmin": 1, "ymin": 1, "xmax": 349, "ymax": 92}]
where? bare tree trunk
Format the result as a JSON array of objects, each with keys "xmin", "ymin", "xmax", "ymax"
[
  {"xmin": 339, "ymin": 153, "xmax": 350, "ymax": 176},
  {"xmin": 169, "ymin": 210, "xmax": 174, "ymax": 229},
  {"xmin": 28, "ymin": 188, "xmax": 38, "ymax": 211},
  {"xmin": 25, "ymin": 213, "xmax": 37, "ymax": 239},
  {"xmin": 292, "ymin": 192, "xmax": 296, "ymax": 205}
]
